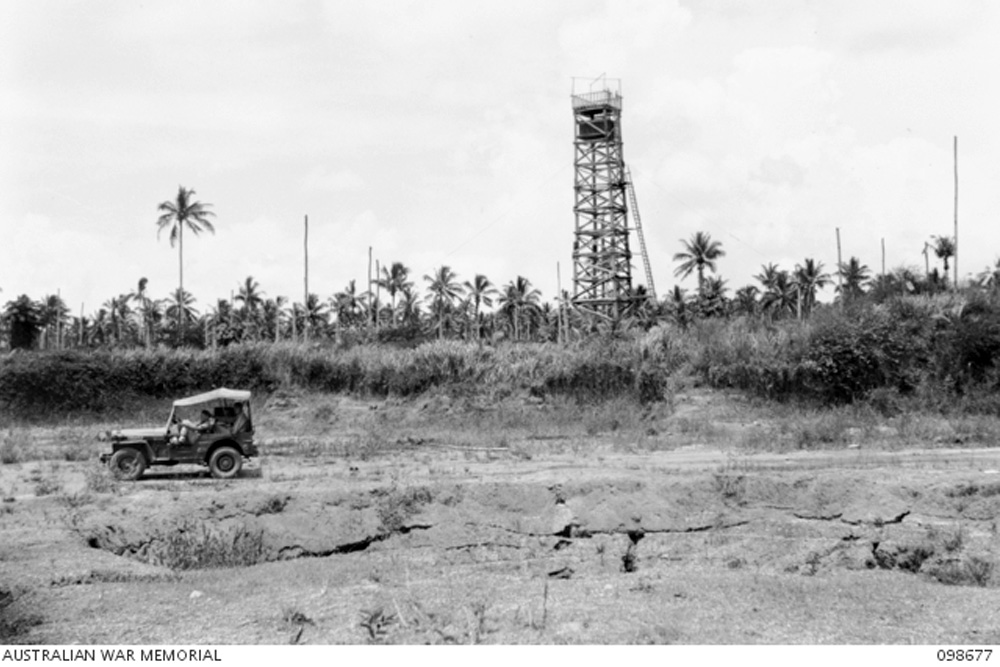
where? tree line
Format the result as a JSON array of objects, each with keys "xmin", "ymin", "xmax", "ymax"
[{"xmin": 0, "ymin": 187, "xmax": 987, "ymax": 351}]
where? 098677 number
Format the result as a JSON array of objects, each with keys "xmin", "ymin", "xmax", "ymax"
[{"xmin": 938, "ymin": 649, "xmax": 992, "ymax": 662}]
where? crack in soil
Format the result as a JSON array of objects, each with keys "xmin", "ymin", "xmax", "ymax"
[{"xmin": 842, "ymin": 510, "xmax": 910, "ymax": 526}]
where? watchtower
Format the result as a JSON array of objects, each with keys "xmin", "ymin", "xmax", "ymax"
[{"xmin": 570, "ymin": 78, "xmax": 634, "ymax": 320}]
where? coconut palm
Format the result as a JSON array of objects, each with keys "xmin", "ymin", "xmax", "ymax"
[
  {"xmin": 3, "ymin": 295, "xmax": 42, "ymax": 350},
  {"xmin": 978, "ymin": 259, "xmax": 1000, "ymax": 292},
  {"xmin": 932, "ymin": 235, "xmax": 955, "ymax": 286},
  {"xmin": 792, "ymin": 258, "xmax": 831, "ymax": 317},
  {"xmin": 375, "ymin": 262, "xmax": 413, "ymax": 326},
  {"xmin": 498, "ymin": 276, "xmax": 542, "ymax": 341},
  {"xmin": 235, "ymin": 276, "xmax": 265, "ymax": 340},
  {"xmin": 102, "ymin": 294, "xmax": 135, "ymax": 344},
  {"xmin": 463, "ymin": 274, "xmax": 497, "ymax": 341},
  {"xmin": 698, "ymin": 276, "xmax": 729, "ymax": 318},
  {"xmin": 156, "ymin": 186, "xmax": 216, "ymax": 335},
  {"xmin": 397, "ymin": 286, "xmax": 423, "ymax": 328},
  {"xmin": 130, "ymin": 278, "xmax": 153, "ymax": 345},
  {"xmin": 733, "ymin": 285, "xmax": 760, "ymax": 317},
  {"xmin": 424, "ymin": 265, "xmax": 463, "ymax": 339},
  {"xmin": 673, "ymin": 232, "xmax": 725, "ymax": 293},
  {"xmin": 90, "ymin": 308, "xmax": 111, "ymax": 345},
  {"xmin": 665, "ymin": 285, "xmax": 692, "ymax": 329},
  {"xmin": 206, "ymin": 299, "xmax": 237, "ymax": 347},
  {"xmin": 754, "ymin": 263, "xmax": 781, "ymax": 292},
  {"xmin": 760, "ymin": 269, "xmax": 797, "ymax": 319},
  {"xmin": 303, "ymin": 293, "xmax": 327, "ymax": 333},
  {"xmin": 38, "ymin": 293, "xmax": 69, "ymax": 349},
  {"xmin": 262, "ymin": 296, "xmax": 286, "ymax": 341},
  {"xmin": 164, "ymin": 288, "xmax": 198, "ymax": 328},
  {"xmin": 837, "ymin": 257, "xmax": 871, "ymax": 303},
  {"xmin": 333, "ymin": 280, "xmax": 363, "ymax": 330}
]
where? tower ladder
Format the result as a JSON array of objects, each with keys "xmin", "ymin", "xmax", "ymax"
[{"xmin": 624, "ymin": 165, "xmax": 656, "ymax": 301}]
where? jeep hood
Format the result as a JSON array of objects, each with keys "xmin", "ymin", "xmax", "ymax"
[{"xmin": 113, "ymin": 427, "xmax": 166, "ymax": 439}]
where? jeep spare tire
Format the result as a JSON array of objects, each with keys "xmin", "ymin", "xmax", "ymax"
[
  {"xmin": 208, "ymin": 446, "xmax": 242, "ymax": 479},
  {"xmin": 109, "ymin": 449, "xmax": 146, "ymax": 481}
]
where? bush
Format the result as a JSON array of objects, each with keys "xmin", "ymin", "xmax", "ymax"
[
  {"xmin": 0, "ymin": 340, "xmax": 670, "ymax": 413},
  {"xmin": 149, "ymin": 520, "xmax": 265, "ymax": 570}
]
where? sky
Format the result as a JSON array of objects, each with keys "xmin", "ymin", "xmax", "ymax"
[{"xmin": 2, "ymin": 0, "xmax": 999, "ymax": 316}]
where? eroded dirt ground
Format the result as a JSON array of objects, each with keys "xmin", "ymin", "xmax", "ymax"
[{"xmin": 3, "ymin": 389, "xmax": 1000, "ymax": 644}]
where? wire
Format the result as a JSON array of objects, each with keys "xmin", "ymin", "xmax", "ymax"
[
  {"xmin": 627, "ymin": 163, "xmax": 769, "ymax": 261},
  {"xmin": 444, "ymin": 161, "xmax": 573, "ymax": 259}
]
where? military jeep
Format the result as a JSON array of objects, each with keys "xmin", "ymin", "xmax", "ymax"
[{"xmin": 99, "ymin": 388, "xmax": 259, "ymax": 480}]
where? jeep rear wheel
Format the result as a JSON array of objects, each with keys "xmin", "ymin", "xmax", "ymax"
[
  {"xmin": 208, "ymin": 446, "xmax": 242, "ymax": 479},
  {"xmin": 109, "ymin": 449, "xmax": 146, "ymax": 481}
]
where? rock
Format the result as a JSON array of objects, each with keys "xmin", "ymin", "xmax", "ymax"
[{"xmin": 190, "ymin": 590, "xmax": 203, "ymax": 599}]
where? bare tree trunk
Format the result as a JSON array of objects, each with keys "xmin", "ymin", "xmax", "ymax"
[
  {"xmin": 304, "ymin": 214, "xmax": 309, "ymax": 342},
  {"xmin": 178, "ymin": 224, "xmax": 184, "ymax": 344},
  {"xmin": 953, "ymin": 136, "xmax": 959, "ymax": 290}
]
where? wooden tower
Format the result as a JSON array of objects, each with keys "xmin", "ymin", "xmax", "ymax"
[{"xmin": 570, "ymin": 79, "xmax": 634, "ymax": 320}]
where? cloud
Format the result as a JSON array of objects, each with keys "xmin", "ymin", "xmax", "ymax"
[
  {"xmin": 558, "ymin": 0, "xmax": 692, "ymax": 72},
  {"xmin": 301, "ymin": 167, "xmax": 365, "ymax": 193}
]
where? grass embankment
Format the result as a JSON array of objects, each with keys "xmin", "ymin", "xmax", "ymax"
[
  {"xmin": 4, "ymin": 291, "xmax": 1000, "ymax": 420},
  {"xmin": 0, "ymin": 338, "xmax": 668, "ymax": 418}
]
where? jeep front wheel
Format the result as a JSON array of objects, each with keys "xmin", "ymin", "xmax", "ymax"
[
  {"xmin": 208, "ymin": 446, "xmax": 242, "ymax": 479},
  {"xmin": 109, "ymin": 449, "xmax": 146, "ymax": 481}
]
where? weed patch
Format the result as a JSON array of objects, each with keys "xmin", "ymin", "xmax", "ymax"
[
  {"xmin": 147, "ymin": 520, "xmax": 266, "ymax": 570},
  {"xmin": 84, "ymin": 464, "xmax": 120, "ymax": 494},
  {"xmin": 359, "ymin": 606, "xmax": 397, "ymax": 644},
  {"xmin": 929, "ymin": 556, "xmax": 995, "ymax": 587},
  {"xmin": 375, "ymin": 486, "xmax": 433, "ymax": 533}
]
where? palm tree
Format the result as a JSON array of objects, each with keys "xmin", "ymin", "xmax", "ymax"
[
  {"xmin": 837, "ymin": 257, "xmax": 871, "ymax": 303},
  {"xmin": 673, "ymin": 232, "xmax": 725, "ymax": 293},
  {"xmin": 303, "ymin": 293, "xmax": 327, "ymax": 334},
  {"xmin": 90, "ymin": 308, "xmax": 110, "ymax": 346},
  {"xmin": 235, "ymin": 276, "xmax": 265, "ymax": 340},
  {"xmin": 755, "ymin": 263, "xmax": 782, "ymax": 293},
  {"xmin": 698, "ymin": 276, "xmax": 729, "ymax": 318},
  {"xmin": 165, "ymin": 288, "xmax": 198, "ymax": 330},
  {"xmin": 760, "ymin": 269, "xmax": 797, "ymax": 319},
  {"xmin": 375, "ymin": 262, "xmax": 412, "ymax": 326},
  {"xmin": 156, "ymin": 186, "xmax": 216, "ymax": 336},
  {"xmin": 792, "ymin": 258, "xmax": 831, "ymax": 318},
  {"xmin": 139, "ymin": 298, "xmax": 165, "ymax": 346},
  {"xmin": 498, "ymin": 276, "xmax": 542, "ymax": 341},
  {"xmin": 397, "ymin": 286, "xmax": 423, "ymax": 328},
  {"xmin": 932, "ymin": 235, "xmax": 955, "ymax": 286},
  {"xmin": 978, "ymin": 259, "xmax": 1000, "ymax": 292},
  {"xmin": 733, "ymin": 285, "xmax": 759, "ymax": 317},
  {"xmin": 102, "ymin": 294, "xmax": 134, "ymax": 345},
  {"xmin": 463, "ymin": 274, "xmax": 497, "ymax": 341},
  {"xmin": 38, "ymin": 293, "xmax": 69, "ymax": 349},
  {"xmin": 333, "ymin": 280, "xmax": 363, "ymax": 330},
  {"xmin": 130, "ymin": 278, "xmax": 153, "ymax": 346},
  {"xmin": 3, "ymin": 295, "xmax": 42, "ymax": 350},
  {"xmin": 262, "ymin": 296, "xmax": 286, "ymax": 341},
  {"xmin": 665, "ymin": 285, "xmax": 692, "ymax": 329},
  {"xmin": 424, "ymin": 265, "xmax": 463, "ymax": 339}
]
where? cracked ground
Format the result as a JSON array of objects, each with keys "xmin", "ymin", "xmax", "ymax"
[{"xmin": 3, "ymin": 388, "xmax": 1000, "ymax": 643}]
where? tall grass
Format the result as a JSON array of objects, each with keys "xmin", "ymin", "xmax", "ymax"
[{"xmin": 0, "ymin": 339, "xmax": 668, "ymax": 414}]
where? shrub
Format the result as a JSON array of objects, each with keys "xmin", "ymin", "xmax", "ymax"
[
  {"xmin": 930, "ymin": 556, "xmax": 994, "ymax": 587},
  {"xmin": 0, "ymin": 432, "xmax": 23, "ymax": 464},
  {"xmin": 84, "ymin": 464, "xmax": 119, "ymax": 494},
  {"xmin": 149, "ymin": 520, "xmax": 266, "ymax": 570},
  {"xmin": 33, "ymin": 476, "xmax": 63, "ymax": 497}
]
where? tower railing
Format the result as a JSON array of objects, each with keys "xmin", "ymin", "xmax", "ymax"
[{"xmin": 571, "ymin": 90, "xmax": 622, "ymax": 111}]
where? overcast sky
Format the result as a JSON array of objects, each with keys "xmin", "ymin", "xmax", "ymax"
[{"xmin": 2, "ymin": 0, "xmax": 998, "ymax": 315}]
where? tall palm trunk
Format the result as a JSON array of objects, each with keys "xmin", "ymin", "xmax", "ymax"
[{"xmin": 178, "ymin": 224, "xmax": 184, "ymax": 337}]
